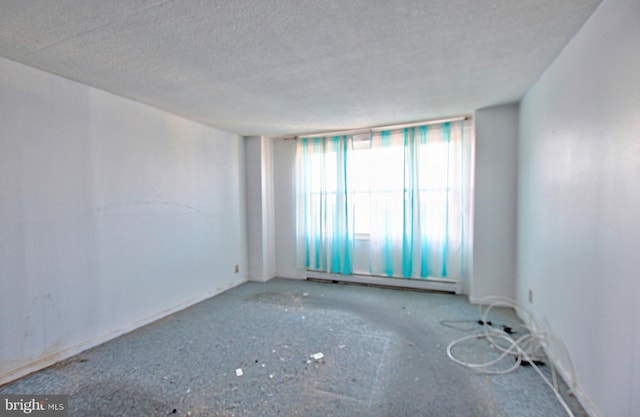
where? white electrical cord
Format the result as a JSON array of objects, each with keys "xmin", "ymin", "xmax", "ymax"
[{"xmin": 446, "ymin": 296, "xmax": 578, "ymax": 417}]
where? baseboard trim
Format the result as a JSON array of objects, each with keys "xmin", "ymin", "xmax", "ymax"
[
  {"xmin": 515, "ymin": 310, "xmax": 603, "ymax": 417},
  {"xmin": 548, "ymin": 351, "xmax": 603, "ymax": 417},
  {"xmin": 0, "ymin": 279, "xmax": 246, "ymax": 387},
  {"xmin": 305, "ymin": 271, "xmax": 461, "ymax": 293},
  {"xmin": 468, "ymin": 296, "xmax": 495, "ymax": 305}
]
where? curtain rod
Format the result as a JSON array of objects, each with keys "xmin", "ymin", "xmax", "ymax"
[{"xmin": 277, "ymin": 115, "xmax": 471, "ymax": 140}]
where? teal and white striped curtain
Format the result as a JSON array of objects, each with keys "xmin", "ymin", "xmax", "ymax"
[
  {"xmin": 368, "ymin": 122, "xmax": 469, "ymax": 279},
  {"xmin": 295, "ymin": 135, "xmax": 354, "ymax": 275},
  {"xmin": 295, "ymin": 120, "xmax": 471, "ymax": 280}
]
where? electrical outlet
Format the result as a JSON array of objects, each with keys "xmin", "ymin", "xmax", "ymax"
[
  {"xmin": 528, "ymin": 289, "xmax": 533, "ymax": 304},
  {"xmin": 235, "ymin": 265, "xmax": 239, "ymax": 273}
]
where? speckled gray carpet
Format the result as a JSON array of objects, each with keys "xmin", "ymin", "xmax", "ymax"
[{"xmin": 1, "ymin": 278, "xmax": 586, "ymax": 417}]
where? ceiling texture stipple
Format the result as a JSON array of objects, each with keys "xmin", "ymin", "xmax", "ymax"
[{"xmin": 0, "ymin": 0, "xmax": 602, "ymax": 136}]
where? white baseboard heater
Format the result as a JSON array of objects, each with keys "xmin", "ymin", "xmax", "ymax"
[{"xmin": 306, "ymin": 271, "xmax": 461, "ymax": 294}]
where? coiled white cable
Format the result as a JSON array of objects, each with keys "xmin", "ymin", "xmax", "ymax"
[{"xmin": 445, "ymin": 296, "xmax": 578, "ymax": 417}]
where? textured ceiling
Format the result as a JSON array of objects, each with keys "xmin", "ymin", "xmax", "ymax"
[{"xmin": 0, "ymin": 0, "xmax": 602, "ymax": 136}]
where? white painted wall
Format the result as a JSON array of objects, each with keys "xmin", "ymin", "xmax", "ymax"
[
  {"xmin": 471, "ymin": 104, "xmax": 519, "ymax": 302},
  {"xmin": 0, "ymin": 57, "xmax": 248, "ymax": 384},
  {"xmin": 518, "ymin": 0, "xmax": 640, "ymax": 415},
  {"xmin": 261, "ymin": 137, "xmax": 276, "ymax": 279},
  {"xmin": 273, "ymin": 138, "xmax": 304, "ymax": 279},
  {"xmin": 245, "ymin": 136, "xmax": 263, "ymax": 280},
  {"xmin": 245, "ymin": 136, "xmax": 276, "ymax": 282}
]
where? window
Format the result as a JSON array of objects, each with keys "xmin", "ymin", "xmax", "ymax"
[{"xmin": 296, "ymin": 120, "xmax": 472, "ymax": 279}]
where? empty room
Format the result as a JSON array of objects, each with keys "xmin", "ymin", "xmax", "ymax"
[{"xmin": 1, "ymin": 0, "xmax": 638, "ymax": 416}]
